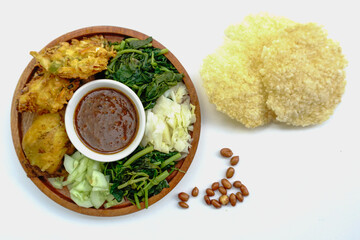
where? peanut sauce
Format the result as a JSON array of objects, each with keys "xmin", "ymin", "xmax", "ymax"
[{"xmin": 74, "ymin": 88, "xmax": 138, "ymax": 154}]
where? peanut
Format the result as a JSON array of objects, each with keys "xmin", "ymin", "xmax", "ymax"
[
  {"xmin": 236, "ymin": 192, "xmax": 244, "ymax": 202},
  {"xmin": 211, "ymin": 182, "xmax": 220, "ymax": 191},
  {"xmin": 229, "ymin": 193, "xmax": 237, "ymax": 206},
  {"xmin": 240, "ymin": 184, "xmax": 249, "ymax": 196},
  {"xmin": 233, "ymin": 180, "xmax": 242, "ymax": 188},
  {"xmin": 206, "ymin": 188, "xmax": 215, "ymax": 196},
  {"xmin": 220, "ymin": 148, "xmax": 233, "ymax": 158},
  {"xmin": 211, "ymin": 199, "xmax": 222, "ymax": 209},
  {"xmin": 191, "ymin": 187, "xmax": 199, "ymax": 197},
  {"xmin": 219, "ymin": 195, "xmax": 229, "ymax": 205},
  {"xmin": 226, "ymin": 167, "xmax": 235, "ymax": 178},
  {"xmin": 204, "ymin": 195, "xmax": 211, "ymax": 205},
  {"xmin": 221, "ymin": 178, "xmax": 232, "ymax": 189},
  {"xmin": 178, "ymin": 202, "xmax": 189, "ymax": 208},
  {"xmin": 218, "ymin": 186, "xmax": 227, "ymax": 195},
  {"xmin": 178, "ymin": 192, "xmax": 190, "ymax": 202},
  {"xmin": 230, "ymin": 156, "xmax": 239, "ymax": 166}
]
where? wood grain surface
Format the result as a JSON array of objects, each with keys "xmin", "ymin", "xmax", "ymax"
[{"xmin": 10, "ymin": 26, "xmax": 201, "ymax": 216}]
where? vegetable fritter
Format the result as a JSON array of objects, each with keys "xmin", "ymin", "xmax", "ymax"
[
  {"xmin": 30, "ymin": 35, "xmax": 116, "ymax": 79},
  {"xmin": 18, "ymin": 69, "xmax": 79, "ymax": 114},
  {"xmin": 22, "ymin": 112, "xmax": 73, "ymax": 176}
]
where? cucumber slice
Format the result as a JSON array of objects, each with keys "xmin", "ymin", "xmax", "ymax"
[
  {"xmin": 90, "ymin": 190, "xmax": 107, "ymax": 209},
  {"xmin": 72, "ymin": 180, "xmax": 92, "ymax": 192},
  {"xmin": 57, "ymin": 151, "xmax": 116, "ymax": 209},
  {"xmin": 71, "ymin": 151, "xmax": 84, "ymax": 161},
  {"xmin": 64, "ymin": 154, "xmax": 76, "ymax": 174},
  {"xmin": 48, "ymin": 176, "xmax": 64, "ymax": 189},
  {"xmin": 92, "ymin": 186, "xmax": 108, "ymax": 192},
  {"xmin": 63, "ymin": 167, "xmax": 81, "ymax": 186},
  {"xmin": 104, "ymin": 194, "xmax": 124, "ymax": 209},
  {"xmin": 76, "ymin": 171, "xmax": 87, "ymax": 183},
  {"xmin": 70, "ymin": 188, "xmax": 93, "ymax": 208},
  {"xmin": 90, "ymin": 170, "xmax": 109, "ymax": 189},
  {"xmin": 92, "ymin": 160, "xmax": 102, "ymax": 171},
  {"xmin": 86, "ymin": 160, "xmax": 94, "ymax": 182},
  {"xmin": 77, "ymin": 157, "xmax": 89, "ymax": 174}
]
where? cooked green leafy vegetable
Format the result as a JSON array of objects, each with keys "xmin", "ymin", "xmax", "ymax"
[
  {"xmin": 104, "ymin": 145, "xmax": 181, "ymax": 209},
  {"xmin": 105, "ymin": 37, "xmax": 184, "ymax": 109}
]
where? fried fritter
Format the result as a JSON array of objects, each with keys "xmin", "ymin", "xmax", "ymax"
[
  {"xmin": 22, "ymin": 112, "xmax": 72, "ymax": 176},
  {"xmin": 18, "ymin": 69, "xmax": 79, "ymax": 114},
  {"xmin": 30, "ymin": 35, "xmax": 116, "ymax": 79}
]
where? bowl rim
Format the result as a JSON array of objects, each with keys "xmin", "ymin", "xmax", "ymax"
[{"xmin": 65, "ymin": 79, "xmax": 146, "ymax": 162}]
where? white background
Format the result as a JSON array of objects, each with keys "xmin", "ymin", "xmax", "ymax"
[{"xmin": 1, "ymin": 0, "xmax": 360, "ymax": 239}]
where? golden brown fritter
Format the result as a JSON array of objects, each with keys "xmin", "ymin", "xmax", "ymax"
[
  {"xmin": 18, "ymin": 69, "xmax": 79, "ymax": 114},
  {"xmin": 22, "ymin": 112, "xmax": 72, "ymax": 176},
  {"xmin": 30, "ymin": 35, "xmax": 116, "ymax": 79}
]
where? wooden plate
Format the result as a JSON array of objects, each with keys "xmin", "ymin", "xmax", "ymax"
[{"xmin": 10, "ymin": 26, "xmax": 201, "ymax": 216}]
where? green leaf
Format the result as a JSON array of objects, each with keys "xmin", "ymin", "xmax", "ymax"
[
  {"xmin": 104, "ymin": 145, "xmax": 180, "ymax": 209},
  {"xmin": 105, "ymin": 37, "xmax": 182, "ymax": 110},
  {"xmin": 128, "ymin": 37, "xmax": 153, "ymax": 49},
  {"xmin": 110, "ymin": 184, "xmax": 124, "ymax": 202}
]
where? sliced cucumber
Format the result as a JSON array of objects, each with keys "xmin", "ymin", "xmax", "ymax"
[
  {"xmin": 63, "ymin": 154, "xmax": 76, "ymax": 174},
  {"xmin": 90, "ymin": 170, "xmax": 108, "ymax": 189},
  {"xmin": 90, "ymin": 190, "xmax": 108, "ymax": 209},
  {"xmin": 72, "ymin": 179, "xmax": 92, "ymax": 192},
  {"xmin": 71, "ymin": 151, "xmax": 84, "ymax": 161},
  {"xmin": 70, "ymin": 188, "xmax": 93, "ymax": 208},
  {"xmin": 48, "ymin": 151, "xmax": 121, "ymax": 209},
  {"xmin": 104, "ymin": 194, "xmax": 123, "ymax": 209},
  {"xmin": 48, "ymin": 176, "xmax": 64, "ymax": 189}
]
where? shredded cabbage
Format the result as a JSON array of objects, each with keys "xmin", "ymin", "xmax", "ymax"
[{"xmin": 141, "ymin": 83, "xmax": 196, "ymax": 154}]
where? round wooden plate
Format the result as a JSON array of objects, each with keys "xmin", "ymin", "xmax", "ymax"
[{"xmin": 11, "ymin": 26, "xmax": 201, "ymax": 216}]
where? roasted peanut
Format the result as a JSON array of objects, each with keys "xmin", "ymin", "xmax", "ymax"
[
  {"xmin": 229, "ymin": 193, "xmax": 237, "ymax": 206},
  {"xmin": 230, "ymin": 156, "xmax": 239, "ymax": 166},
  {"xmin": 221, "ymin": 178, "xmax": 232, "ymax": 189},
  {"xmin": 178, "ymin": 201, "xmax": 189, "ymax": 208},
  {"xmin": 240, "ymin": 184, "xmax": 249, "ymax": 196},
  {"xmin": 219, "ymin": 195, "xmax": 229, "ymax": 205},
  {"xmin": 178, "ymin": 192, "xmax": 190, "ymax": 202},
  {"xmin": 226, "ymin": 167, "xmax": 235, "ymax": 178},
  {"xmin": 211, "ymin": 182, "xmax": 220, "ymax": 191},
  {"xmin": 191, "ymin": 187, "xmax": 199, "ymax": 197},
  {"xmin": 233, "ymin": 180, "xmax": 242, "ymax": 188},
  {"xmin": 235, "ymin": 192, "xmax": 244, "ymax": 202},
  {"xmin": 218, "ymin": 186, "xmax": 227, "ymax": 195},
  {"xmin": 206, "ymin": 188, "xmax": 215, "ymax": 196},
  {"xmin": 204, "ymin": 195, "xmax": 211, "ymax": 205},
  {"xmin": 220, "ymin": 148, "xmax": 233, "ymax": 157},
  {"xmin": 176, "ymin": 146, "xmax": 250, "ymax": 210},
  {"xmin": 211, "ymin": 199, "xmax": 222, "ymax": 209}
]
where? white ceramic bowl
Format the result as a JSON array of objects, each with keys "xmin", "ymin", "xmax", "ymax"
[{"xmin": 65, "ymin": 79, "xmax": 146, "ymax": 162}]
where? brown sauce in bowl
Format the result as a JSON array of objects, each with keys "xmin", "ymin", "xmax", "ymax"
[{"xmin": 74, "ymin": 88, "xmax": 138, "ymax": 154}]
